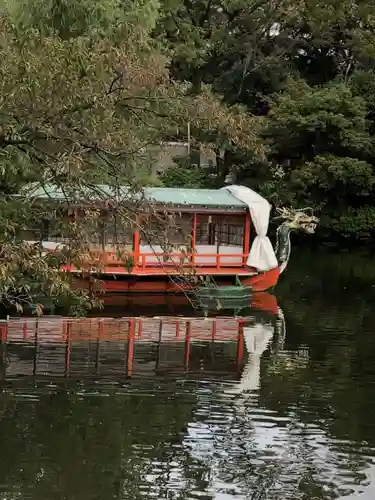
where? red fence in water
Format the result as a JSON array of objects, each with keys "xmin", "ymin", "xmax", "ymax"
[
  {"xmin": 1, "ymin": 316, "xmax": 244, "ymax": 342},
  {"xmin": 0, "ymin": 316, "xmax": 245, "ymax": 378}
]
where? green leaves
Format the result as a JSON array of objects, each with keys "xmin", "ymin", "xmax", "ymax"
[
  {"xmin": 261, "ymin": 80, "xmax": 375, "ymax": 236},
  {"xmin": 1, "ymin": 0, "xmax": 128, "ymax": 38},
  {"xmin": 153, "ymin": 0, "xmax": 375, "ymax": 241},
  {"xmin": 329, "ymin": 206, "xmax": 375, "ymax": 239},
  {"xmin": 293, "ymin": 156, "xmax": 375, "ymax": 202},
  {"xmin": 0, "ymin": 6, "xmax": 266, "ymax": 313},
  {"xmin": 159, "ymin": 157, "xmax": 214, "ymax": 188},
  {"xmin": 267, "ymin": 83, "xmax": 362, "ymax": 148}
]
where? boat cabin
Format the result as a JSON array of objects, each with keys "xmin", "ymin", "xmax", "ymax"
[{"xmin": 23, "ymin": 184, "xmax": 280, "ymax": 292}]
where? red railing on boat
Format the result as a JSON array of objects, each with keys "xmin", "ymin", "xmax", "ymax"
[
  {"xmin": 90, "ymin": 251, "xmax": 249, "ymax": 270},
  {"xmin": 40, "ymin": 245, "xmax": 252, "ymax": 272}
]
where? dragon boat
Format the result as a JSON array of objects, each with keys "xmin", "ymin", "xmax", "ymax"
[{"xmin": 24, "ymin": 184, "xmax": 318, "ymax": 293}]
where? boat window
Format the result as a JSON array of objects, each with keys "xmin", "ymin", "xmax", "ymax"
[
  {"xmin": 219, "ymin": 216, "xmax": 244, "ymax": 246},
  {"xmin": 196, "ymin": 215, "xmax": 219, "ymax": 245},
  {"xmin": 48, "ymin": 219, "xmax": 70, "ymax": 244},
  {"xmin": 22, "ymin": 208, "xmax": 73, "ymax": 244},
  {"xmin": 140, "ymin": 213, "xmax": 193, "ymax": 249},
  {"xmin": 24, "ymin": 218, "xmax": 50, "ymax": 242},
  {"xmin": 166, "ymin": 214, "xmax": 192, "ymax": 248},
  {"xmin": 75, "ymin": 208, "xmax": 104, "ymax": 249},
  {"xmin": 104, "ymin": 212, "xmax": 133, "ymax": 249},
  {"xmin": 196, "ymin": 215, "xmax": 245, "ymax": 246},
  {"xmin": 62, "ymin": 208, "xmax": 106, "ymax": 249}
]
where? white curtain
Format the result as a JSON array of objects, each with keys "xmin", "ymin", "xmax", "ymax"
[{"xmin": 223, "ymin": 185, "xmax": 278, "ymax": 271}]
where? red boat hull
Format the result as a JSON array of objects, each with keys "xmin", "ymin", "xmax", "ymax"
[
  {"xmin": 74, "ymin": 267, "xmax": 281, "ymax": 294},
  {"xmin": 240, "ymin": 267, "xmax": 280, "ymax": 292}
]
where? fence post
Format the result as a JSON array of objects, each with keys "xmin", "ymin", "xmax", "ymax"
[
  {"xmin": 0, "ymin": 323, "xmax": 7, "ymax": 344},
  {"xmin": 95, "ymin": 320, "xmax": 101, "ymax": 375},
  {"xmin": 0, "ymin": 322, "xmax": 7, "ymax": 380},
  {"xmin": 33, "ymin": 319, "xmax": 39, "ymax": 376},
  {"xmin": 155, "ymin": 318, "xmax": 163, "ymax": 370},
  {"xmin": 184, "ymin": 320, "xmax": 191, "ymax": 371},
  {"xmin": 236, "ymin": 320, "xmax": 244, "ymax": 368},
  {"xmin": 127, "ymin": 319, "xmax": 135, "ymax": 377},
  {"xmin": 211, "ymin": 321, "xmax": 216, "ymax": 342},
  {"xmin": 175, "ymin": 319, "xmax": 180, "ymax": 339},
  {"xmin": 65, "ymin": 320, "xmax": 72, "ymax": 377},
  {"xmin": 23, "ymin": 320, "xmax": 28, "ymax": 340}
]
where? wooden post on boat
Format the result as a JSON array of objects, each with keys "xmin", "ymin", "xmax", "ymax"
[
  {"xmin": 127, "ymin": 318, "xmax": 135, "ymax": 377},
  {"xmin": 243, "ymin": 213, "xmax": 251, "ymax": 265},
  {"xmin": 236, "ymin": 320, "xmax": 245, "ymax": 368},
  {"xmin": 133, "ymin": 215, "xmax": 140, "ymax": 270},
  {"xmin": 184, "ymin": 320, "xmax": 191, "ymax": 371},
  {"xmin": 191, "ymin": 214, "xmax": 197, "ymax": 266}
]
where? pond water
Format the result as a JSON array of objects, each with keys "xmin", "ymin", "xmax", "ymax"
[{"xmin": 1, "ymin": 248, "xmax": 375, "ymax": 499}]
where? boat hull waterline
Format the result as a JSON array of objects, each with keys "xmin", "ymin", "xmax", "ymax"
[{"xmin": 74, "ymin": 267, "xmax": 281, "ymax": 294}]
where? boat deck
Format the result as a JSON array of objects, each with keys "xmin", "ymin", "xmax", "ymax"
[{"xmin": 63, "ymin": 265, "xmax": 258, "ymax": 276}]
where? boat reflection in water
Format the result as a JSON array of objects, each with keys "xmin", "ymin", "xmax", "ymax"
[{"xmin": 0, "ymin": 293, "xmax": 285, "ymax": 385}]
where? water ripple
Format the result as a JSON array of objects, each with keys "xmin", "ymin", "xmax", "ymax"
[{"xmin": 0, "ymin": 291, "xmax": 375, "ymax": 500}]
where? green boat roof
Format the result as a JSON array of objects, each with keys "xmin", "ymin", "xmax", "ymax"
[
  {"xmin": 145, "ymin": 187, "xmax": 246, "ymax": 208},
  {"xmin": 24, "ymin": 184, "xmax": 248, "ymax": 210}
]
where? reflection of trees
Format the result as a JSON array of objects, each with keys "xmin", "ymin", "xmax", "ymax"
[
  {"xmin": 2, "ymin": 248, "xmax": 375, "ymax": 500},
  {"xmin": 0, "ymin": 383, "xmax": 197, "ymax": 500},
  {"xmin": 271, "ymin": 250, "xmax": 375, "ymax": 447},
  {"xmin": 173, "ymin": 253, "xmax": 375, "ymax": 500},
  {"xmin": 249, "ymin": 249, "xmax": 375, "ymax": 497}
]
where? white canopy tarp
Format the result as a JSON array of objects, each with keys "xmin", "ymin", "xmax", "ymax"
[{"xmin": 223, "ymin": 185, "xmax": 278, "ymax": 271}]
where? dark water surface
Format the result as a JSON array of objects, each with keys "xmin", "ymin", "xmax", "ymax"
[{"xmin": 1, "ymin": 249, "xmax": 375, "ymax": 499}]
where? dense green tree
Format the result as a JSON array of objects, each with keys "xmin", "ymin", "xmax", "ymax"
[
  {"xmin": 158, "ymin": 157, "xmax": 215, "ymax": 188},
  {"xmin": 4, "ymin": 0, "xmax": 375, "ymax": 311},
  {"xmin": 156, "ymin": 0, "xmax": 375, "ymax": 241},
  {"xmin": 156, "ymin": 0, "xmax": 296, "ymax": 103},
  {"xmin": 0, "ymin": 1, "xmax": 264, "ymax": 312},
  {"xmin": 258, "ymin": 80, "xmax": 375, "ymax": 238}
]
